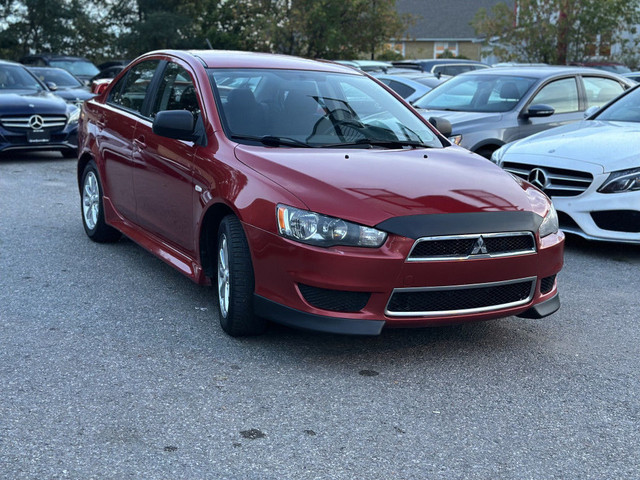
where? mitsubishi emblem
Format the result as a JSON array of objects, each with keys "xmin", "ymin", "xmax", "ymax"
[
  {"xmin": 528, "ymin": 167, "xmax": 549, "ymax": 190},
  {"xmin": 470, "ymin": 236, "xmax": 488, "ymax": 255},
  {"xmin": 28, "ymin": 115, "xmax": 44, "ymax": 130}
]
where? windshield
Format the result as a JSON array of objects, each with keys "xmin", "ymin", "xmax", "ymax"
[
  {"xmin": 595, "ymin": 86, "xmax": 640, "ymax": 122},
  {"xmin": 31, "ymin": 68, "xmax": 83, "ymax": 88},
  {"xmin": 0, "ymin": 65, "xmax": 44, "ymax": 91},
  {"xmin": 412, "ymin": 74, "xmax": 537, "ymax": 112},
  {"xmin": 50, "ymin": 60, "xmax": 99, "ymax": 77},
  {"xmin": 208, "ymin": 68, "xmax": 442, "ymax": 149}
]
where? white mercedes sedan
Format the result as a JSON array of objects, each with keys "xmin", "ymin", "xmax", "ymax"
[{"xmin": 492, "ymin": 85, "xmax": 640, "ymax": 244}]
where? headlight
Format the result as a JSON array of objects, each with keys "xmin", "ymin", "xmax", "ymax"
[
  {"xmin": 449, "ymin": 134, "xmax": 462, "ymax": 145},
  {"xmin": 67, "ymin": 106, "xmax": 80, "ymax": 125},
  {"xmin": 276, "ymin": 204, "xmax": 387, "ymax": 248},
  {"xmin": 491, "ymin": 144, "xmax": 507, "ymax": 165},
  {"xmin": 598, "ymin": 167, "xmax": 640, "ymax": 193},
  {"xmin": 538, "ymin": 203, "xmax": 559, "ymax": 237}
]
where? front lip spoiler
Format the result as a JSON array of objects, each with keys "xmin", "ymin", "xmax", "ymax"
[
  {"xmin": 516, "ymin": 292, "xmax": 560, "ymax": 319},
  {"xmin": 253, "ymin": 295, "xmax": 385, "ymax": 335}
]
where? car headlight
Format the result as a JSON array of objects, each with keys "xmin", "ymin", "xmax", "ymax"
[
  {"xmin": 449, "ymin": 134, "xmax": 462, "ymax": 145},
  {"xmin": 276, "ymin": 204, "xmax": 387, "ymax": 248},
  {"xmin": 491, "ymin": 144, "xmax": 508, "ymax": 165},
  {"xmin": 538, "ymin": 203, "xmax": 559, "ymax": 237},
  {"xmin": 67, "ymin": 106, "xmax": 80, "ymax": 125},
  {"xmin": 597, "ymin": 167, "xmax": 640, "ymax": 193}
]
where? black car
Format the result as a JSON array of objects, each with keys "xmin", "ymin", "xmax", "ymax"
[
  {"xmin": 20, "ymin": 54, "xmax": 100, "ymax": 85},
  {"xmin": 29, "ymin": 67, "xmax": 95, "ymax": 107},
  {"xmin": 0, "ymin": 60, "xmax": 79, "ymax": 156}
]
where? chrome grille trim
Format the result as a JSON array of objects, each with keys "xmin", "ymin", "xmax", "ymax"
[
  {"xmin": 385, "ymin": 277, "xmax": 537, "ymax": 317},
  {"xmin": 1, "ymin": 115, "xmax": 68, "ymax": 129},
  {"xmin": 502, "ymin": 162, "xmax": 593, "ymax": 197},
  {"xmin": 407, "ymin": 231, "xmax": 536, "ymax": 261}
]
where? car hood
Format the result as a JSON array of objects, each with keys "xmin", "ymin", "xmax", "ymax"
[
  {"xmin": 234, "ymin": 145, "xmax": 542, "ymax": 227},
  {"xmin": 416, "ymin": 109, "xmax": 503, "ymax": 129},
  {"xmin": 503, "ymin": 120, "xmax": 640, "ymax": 172},
  {"xmin": 0, "ymin": 91, "xmax": 69, "ymax": 114}
]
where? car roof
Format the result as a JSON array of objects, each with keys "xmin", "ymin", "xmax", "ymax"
[
  {"xmin": 459, "ymin": 65, "xmax": 631, "ymax": 79},
  {"xmin": 395, "ymin": 59, "xmax": 485, "ymax": 65},
  {"xmin": 22, "ymin": 53, "xmax": 91, "ymax": 61},
  {"xmin": 0, "ymin": 59, "xmax": 22, "ymax": 66},
  {"xmin": 166, "ymin": 50, "xmax": 361, "ymax": 74}
]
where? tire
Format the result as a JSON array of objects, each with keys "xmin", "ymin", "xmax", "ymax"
[
  {"xmin": 80, "ymin": 161, "xmax": 121, "ymax": 243},
  {"xmin": 216, "ymin": 215, "xmax": 266, "ymax": 336},
  {"xmin": 475, "ymin": 146, "xmax": 498, "ymax": 160}
]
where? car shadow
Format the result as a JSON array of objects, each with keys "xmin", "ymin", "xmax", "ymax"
[{"xmin": 563, "ymin": 233, "xmax": 640, "ymax": 263}]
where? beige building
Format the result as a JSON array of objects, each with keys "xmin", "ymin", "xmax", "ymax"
[{"xmin": 393, "ymin": 0, "xmax": 514, "ymax": 61}]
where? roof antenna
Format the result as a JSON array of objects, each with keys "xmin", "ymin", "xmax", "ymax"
[{"xmin": 206, "ymin": 39, "xmax": 213, "ymax": 49}]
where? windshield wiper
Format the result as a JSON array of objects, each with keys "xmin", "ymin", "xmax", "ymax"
[
  {"xmin": 230, "ymin": 134, "xmax": 313, "ymax": 148},
  {"xmin": 322, "ymin": 138, "xmax": 430, "ymax": 149}
]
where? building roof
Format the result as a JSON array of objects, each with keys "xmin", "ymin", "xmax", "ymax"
[{"xmin": 397, "ymin": 0, "xmax": 515, "ymax": 40}]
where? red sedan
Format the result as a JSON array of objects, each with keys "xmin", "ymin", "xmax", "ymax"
[{"xmin": 78, "ymin": 50, "xmax": 564, "ymax": 336}]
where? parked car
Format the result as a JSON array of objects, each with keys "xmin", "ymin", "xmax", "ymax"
[
  {"xmin": 374, "ymin": 73, "xmax": 440, "ymax": 103},
  {"xmin": 492, "ymin": 84, "xmax": 640, "ymax": 244},
  {"xmin": 623, "ymin": 71, "xmax": 640, "ymax": 83},
  {"xmin": 28, "ymin": 66, "xmax": 95, "ymax": 107},
  {"xmin": 20, "ymin": 54, "xmax": 100, "ymax": 85},
  {"xmin": 0, "ymin": 60, "xmax": 79, "ymax": 156},
  {"xmin": 391, "ymin": 59, "xmax": 490, "ymax": 77},
  {"xmin": 78, "ymin": 50, "xmax": 564, "ymax": 336},
  {"xmin": 569, "ymin": 61, "xmax": 631, "ymax": 74},
  {"xmin": 412, "ymin": 66, "xmax": 634, "ymax": 158},
  {"xmin": 335, "ymin": 60, "xmax": 392, "ymax": 73}
]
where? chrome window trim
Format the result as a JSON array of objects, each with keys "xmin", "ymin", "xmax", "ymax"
[
  {"xmin": 385, "ymin": 276, "xmax": 537, "ymax": 317},
  {"xmin": 407, "ymin": 231, "xmax": 536, "ymax": 262}
]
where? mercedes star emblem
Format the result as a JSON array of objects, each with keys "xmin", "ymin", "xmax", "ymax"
[
  {"xmin": 528, "ymin": 167, "xmax": 549, "ymax": 190},
  {"xmin": 28, "ymin": 115, "xmax": 44, "ymax": 130}
]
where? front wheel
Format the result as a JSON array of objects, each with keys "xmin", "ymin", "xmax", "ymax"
[
  {"xmin": 81, "ymin": 161, "xmax": 121, "ymax": 243},
  {"xmin": 216, "ymin": 215, "xmax": 266, "ymax": 336}
]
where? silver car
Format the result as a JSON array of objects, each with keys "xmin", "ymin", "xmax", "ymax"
[{"xmin": 413, "ymin": 66, "xmax": 634, "ymax": 158}]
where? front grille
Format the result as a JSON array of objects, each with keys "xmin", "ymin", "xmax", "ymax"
[
  {"xmin": 298, "ymin": 284, "xmax": 371, "ymax": 313},
  {"xmin": 385, "ymin": 278, "xmax": 535, "ymax": 316},
  {"xmin": 502, "ymin": 162, "xmax": 593, "ymax": 197},
  {"xmin": 408, "ymin": 232, "xmax": 535, "ymax": 261},
  {"xmin": 591, "ymin": 210, "xmax": 640, "ymax": 233},
  {"xmin": 540, "ymin": 275, "xmax": 556, "ymax": 294},
  {"xmin": 0, "ymin": 114, "xmax": 67, "ymax": 131}
]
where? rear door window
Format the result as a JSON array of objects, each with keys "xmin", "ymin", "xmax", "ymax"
[{"xmin": 583, "ymin": 76, "xmax": 625, "ymax": 108}]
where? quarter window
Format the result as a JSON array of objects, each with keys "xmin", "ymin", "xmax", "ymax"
[
  {"xmin": 530, "ymin": 78, "xmax": 579, "ymax": 113},
  {"xmin": 108, "ymin": 60, "xmax": 159, "ymax": 114}
]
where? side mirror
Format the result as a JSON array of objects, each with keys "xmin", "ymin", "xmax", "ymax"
[
  {"xmin": 428, "ymin": 116, "xmax": 452, "ymax": 138},
  {"xmin": 525, "ymin": 104, "xmax": 555, "ymax": 118},
  {"xmin": 584, "ymin": 105, "xmax": 599, "ymax": 119},
  {"xmin": 46, "ymin": 81, "xmax": 58, "ymax": 91},
  {"xmin": 152, "ymin": 110, "xmax": 196, "ymax": 141}
]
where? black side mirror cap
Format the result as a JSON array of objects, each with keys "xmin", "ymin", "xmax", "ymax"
[
  {"xmin": 525, "ymin": 104, "xmax": 555, "ymax": 118},
  {"xmin": 152, "ymin": 110, "xmax": 196, "ymax": 141},
  {"xmin": 429, "ymin": 116, "xmax": 452, "ymax": 138}
]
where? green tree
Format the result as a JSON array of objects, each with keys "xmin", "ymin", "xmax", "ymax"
[{"xmin": 472, "ymin": 0, "xmax": 640, "ymax": 64}]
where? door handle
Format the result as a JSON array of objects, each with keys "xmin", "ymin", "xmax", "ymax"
[{"xmin": 133, "ymin": 136, "xmax": 146, "ymax": 150}]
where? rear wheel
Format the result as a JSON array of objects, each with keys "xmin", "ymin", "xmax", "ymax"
[
  {"xmin": 216, "ymin": 215, "xmax": 266, "ymax": 336},
  {"xmin": 81, "ymin": 161, "xmax": 121, "ymax": 243}
]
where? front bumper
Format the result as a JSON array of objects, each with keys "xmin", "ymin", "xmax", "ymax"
[
  {"xmin": 0, "ymin": 124, "xmax": 78, "ymax": 153},
  {"xmin": 244, "ymin": 219, "xmax": 564, "ymax": 334}
]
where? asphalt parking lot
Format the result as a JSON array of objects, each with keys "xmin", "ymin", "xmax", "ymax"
[{"xmin": 1, "ymin": 153, "xmax": 639, "ymax": 479}]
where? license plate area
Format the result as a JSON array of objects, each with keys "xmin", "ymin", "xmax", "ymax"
[{"xmin": 27, "ymin": 129, "xmax": 50, "ymax": 144}]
